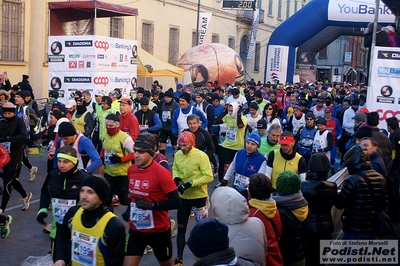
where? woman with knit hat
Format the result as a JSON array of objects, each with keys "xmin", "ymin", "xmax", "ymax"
[{"xmin": 272, "ymin": 170, "xmax": 310, "ymax": 266}]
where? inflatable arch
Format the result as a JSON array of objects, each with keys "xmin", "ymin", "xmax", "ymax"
[{"xmin": 264, "ymin": 0, "xmax": 396, "ymax": 83}]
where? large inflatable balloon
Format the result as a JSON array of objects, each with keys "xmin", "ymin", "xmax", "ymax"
[{"xmin": 177, "ymin": 43, "xmax": 244, "ymax": 87}]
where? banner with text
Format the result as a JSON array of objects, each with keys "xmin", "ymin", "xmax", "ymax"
[
  {"xmin": 366, "ymin": 46, "xmax": 400, "ymax": 128},
  {"xmin": 265, "ymin": 45, "xmax": 289, "ymax": 83},
  {"xmin": 198, "ymin": 13, "xmax": 212, "ymax": 45},
  {"xmin": 247, "ymin": 8, "xmax": 259, "ymax": 59},
  {"xmin": 48, "ymin": 35, "xmax": 137, "ymax": 103}
]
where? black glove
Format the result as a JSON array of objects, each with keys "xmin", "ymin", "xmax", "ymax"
[
  {"xmin": 109, "ymin": 155, "xmax": 122, "ymax": 164},
  {"xmin": 122, "ymin": 204, "xmax": 130, "ymax": 222},
  {"xmin": 237, "ymin": 104, "xmax": 243, "ymax": 114},
  {"xmin": 174, "ymin": 177, "xmax": 182, "ymax": 187},
  {"xmin": 172, "ymin": 133, "xmax": 178, "ymax": 141},
  {"xmin": 223, "ymin": 107, "xmax": 228, "ymax": 115},
  {"xmin": 135, "ymin": 197, "xmax": 154, "ymax": 210},
  {"xmin": 220, "ymin": 180, "xmax": 228, "ymax": 187},
  {"xmin": 178, "ymin": 181, "xmax": 192, "ymax": 194},
  {"xmin": 37, "ymin": 212, "xmax": 48, "ymax": 225}
]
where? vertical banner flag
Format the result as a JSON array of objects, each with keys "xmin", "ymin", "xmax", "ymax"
[
  {"xmin": 367, "ymin": 46, "xmax": 400, "ymax": 128},
  {"xmin": 247, "ymin": 8, "xmax": 259, "ymax": 59},
  {"xmin": 265, "ymin": 45, "xmax": 289, "ymax": 83},
  {"xmin": 198, "ymin": 13, "xmax": 212, "ymax": 45}
]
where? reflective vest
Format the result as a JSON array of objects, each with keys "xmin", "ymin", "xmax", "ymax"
[
  {"xmin": 103, "ymin": 131, "xmax": 131, "ymax": 176},
  {"xmin": 71, "ymin": 111, "xmax": 88, "ymax": 134},
  {"xmin": 71, "ymin": 207, "xmax": 116, "ymax": 266},
  {"xmin": 271, "ymin": 150, "xmax": 302, "ymax": 189}
]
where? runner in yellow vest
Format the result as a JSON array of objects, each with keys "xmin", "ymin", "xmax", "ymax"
[{"xmin": 54, "ymin": 175, "xmax": 126, "ymax": 266}]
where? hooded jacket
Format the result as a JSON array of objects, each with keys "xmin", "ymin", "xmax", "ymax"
[
  {"xmin": 272, "ymin": 192, "xmax": 310, "ymax": 265},
  {"xmin": 335, "ymin": 146, "xmax": 387, "ymax": 234},
  {"xmin": 249, "ymin": 198, "xmax": 283, "ymax": 266},
  {"xmin": 211, "ymin": 187, "xmax": 267, "ymax": 266}
]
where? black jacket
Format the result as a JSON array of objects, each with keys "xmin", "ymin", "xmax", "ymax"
[
  {"xmin": 0, "ymin": 116, "xmax": 28, "ymax": 157},
  {"xmin": 301, "ymin": 174, "xmax": 337, "ymax": 234},
  {"xmin": 335, "ymin": 153, "xmax": 387, "ymax": 234},
  {"xmin": 371, "ymin": 127, "xmax": 392, "ymax": 173}
]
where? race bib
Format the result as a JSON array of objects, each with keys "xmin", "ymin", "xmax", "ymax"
[
  {"xmin": 301, "ymin": 138, "xmax": 313, "ymax": 147},
  {"xmin": 162, "ymin": 111, "xmax": 171, "ymax": 122},
  {"xmin": 71, "ymin": 230, "xmax": 98, "ymax": 266},
  {"xmin": 193, "ymin": 206, "xmax": 208, "ymax": 222},
  {"xmin": 0, "ymin": 142, "xmax": 11, "ymax": 153},
  {"xmin": 52, "ymin": 198, "xmax": 76, "ymax": 224},
  {"xmin": 139, "ymin": 125, "xmax": 149, "ymax": 131},
  {"xmin": 104, "ymin": 150, "xmax": 116, "ymax": 166},
  {"xmin": 226, "ymin": 128, "xmax": 237, "ymax": 142},
  {"xmin": 233, "ymin": 173, "xmax": 249, "ymax": 190},
  {"xmin": 130, "ymin": 202, "xmax": 154, "ymax": 230},
  {"xmin": 314, "ymin": 140, "xmax": 322, "ymax": 150}
]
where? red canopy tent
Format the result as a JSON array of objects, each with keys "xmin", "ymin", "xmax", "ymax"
[{"xmin": 48, "ymin": 0, "xmax": 138, "ymax": 35}]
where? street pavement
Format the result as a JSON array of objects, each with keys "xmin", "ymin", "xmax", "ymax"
[{"xmin": 0, "ymin": 150, "xmax": 220, "ymax": 266}]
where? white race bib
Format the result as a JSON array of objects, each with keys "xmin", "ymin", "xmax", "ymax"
[
  {"xmin": 226, "ymin": 128, "xmax": 237, "ymax": 142},
  {"xmin": 233, "ymin": 173, "xmax": 249, "ymax": 190},
  {"xmin": 104, "ymin": 150, "xmax": 117, "ymax": 166},
  {"xmin": 52, "ymin": 198, "xmax": 76, "ymax": 224},
  {"xmin": 71, "ymin": 230, "xmax": 98, "ymax": 266},
  {"xmin": 130, "ymin": 202, "xmax": 154, "ymax": 230}
]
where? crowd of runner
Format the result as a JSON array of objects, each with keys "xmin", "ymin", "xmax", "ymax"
[{"xmin": 0, "ymin": 75, "xmax": 398, "ymax": 266}]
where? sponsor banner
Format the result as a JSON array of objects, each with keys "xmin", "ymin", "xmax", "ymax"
[
  {"xmin": 328, "ymin": 0, "xmax": 395, "ymax": 23},
  {"xmin": 320, "ymin": 240, "xmax": 398, "ymax": 264},
  {"xmin": 198, "ymin": 13, "xmax": 212, "ymax": 45},
  {"xmin": 48, "ymin": 36, "xmax": 137, "ymax": 73},
  {"xmin": 367, "ymin": 47, "xmax": 400, "ymax": 128},
  {"xmin": 247, "ymin": 8, "xmax": 259, "ymax": 59},
  {"xmin": 265, "ymin": 45, "xmax": 289, "ymax": 83}
]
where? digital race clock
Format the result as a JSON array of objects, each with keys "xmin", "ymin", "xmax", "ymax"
[{"xmin": 222, "ymin": 0, "xmax": 255, "ymax": 10}]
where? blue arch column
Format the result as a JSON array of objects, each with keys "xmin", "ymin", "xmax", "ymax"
[{"xmin": 264, "ymin": 0, "xmax": 395, "ymax": 83}]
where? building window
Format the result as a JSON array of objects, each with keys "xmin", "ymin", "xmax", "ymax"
[
  {"xmin": 254, "ymin": 42, "xmax": 261, "ymax": 72},
  {"xmin": 212, "ymin": 34, "xmax": 219, "ymax": 43},
  {"xmin": 286, "ymin": 0, "xmax": 291, "ymax": 19},
  {"xmin": 295, "ymin": 0, "xmax": 298, "ymax": 12},
  {"xmin": 228, "ymin": 36, "xmax": 235, "ymax": 49},
  {"xmin": 268, "ymin": 0, "xmax": 273, "ymax": 15},
  {"xmin": 319, "ymin": 46, "xmax": 328, "ymax": 58},
  {"xmin": 169, "ymin": 27, "xmax": 180, "ymax": 65},
  {"xmin": 142, "ymin": 22, "xmax": 154, "ymax": 54},
  {"xmin": 192, "ymin": 31, "xmax": 197, "ymax": 47},
  {"xmin": 257, "ymin": 0, "xmax": 262, "ymax": 8},
  {"xmin": 1, "ymin": 0, "xmax": 24, "ymax": 61},
  {"xmin": 110, "ymin": 17, "xmax": 124, "ymax": 39},
  {"xmin": 278, "ymin": 0, "xmax": 283, "ymax": 19}
]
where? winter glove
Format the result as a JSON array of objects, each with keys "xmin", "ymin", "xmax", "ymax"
[
  {"xmin": 109, "ymin": 155, "xmax": 122, "ymax": 164},
  {"xmin": 37, "ymin": 209, "xmax": 48, "ymax": 224},
  {"xmin": 178, "ymin": 181, "xmax": 192, "ymax": 195},
  {"xmin": 135, "ymin": 197, "xmax": 154, "ymax": 210},
  {"xmin": 174, "ymin": 177, "xmax": 182, "ymax": 187}
]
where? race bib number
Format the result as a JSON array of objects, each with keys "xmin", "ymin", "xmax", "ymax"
[
  {"xmin": 52, "ymin": 198, "xmax": 76, "ymax": 224},
  {"xmin": 162, "ymin": 111, "xmax": 171, "ymax": 122},
  {"xmin": 139, "ymin": 125, "xmax": 149, "ymax": 131},
  {"xmin": 301, "ymin": 138, "xmax": 313, "ymax": 147},
  {"xmin": 0, "ymin": 142, "xmax": 11, "ymax": 153},
  {"xmin": 233, "ymin": 173, "xmax": 249, "ymax": 190},
  {"xmin": 71, "ymin": 231, "xmax": 98, "ymax": 266},
  {"xmin": 193, "ymin": 206, "xmax": 208, "ymax": 222},
  {"xmin": 104, "ymin": 150, "xmax": 116, "ymax": 166},
  {"xmin": 226, "ymin": 128, "xmax": 237, "ymax": 142},
  {"xmin": 314, "ymin": 140, "xmax": 322, "ymax": 150},
  {"xmin": 130, "ymin": 202, "xmax": 154, "ymax": 230}
]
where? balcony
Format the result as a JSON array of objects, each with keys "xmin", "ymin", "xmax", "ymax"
[{"xmin": 237, "ymin": 9, "xmax": 264, "ymax": 24}]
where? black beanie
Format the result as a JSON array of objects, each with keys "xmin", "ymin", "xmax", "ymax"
[
  {"xmin": 188, "ymin": 219, "xmax": 230, "ymax": 258},
  {"xmin": 15, "ymin": 91, "xmax": 27, "ymax": 98},
  {"xmin": 81, "ymin": 175, "xmax": 110, "ymax": 203},
  {"xmin": 354, "ymin": 127, "xmax": 373, "ymax": 139},
  {"xmin": 49, "ymin": 109, "xmax": 63, "ymax": 120},
  {"xmin": 58, "ymin": 122, "xmax": 76, "ymax": 137},
  {"xmin": 134, "ymin": 133, "xmax": 156, "ymax": 157},
  {"xmin": 179, "ymin": 92, "xmax": 191, "ymax": 103},
  {"xmin": 101, "ymin": 96, "xmax": 112, "ymax": 107}
]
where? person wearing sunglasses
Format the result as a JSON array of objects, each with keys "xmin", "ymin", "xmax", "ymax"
[
  {"xmin": 262, "ymin": 103, "xmax": 281, "ymax": 132},
  {"xmin": 295, "ymin": 112, "xmax": 317, "ymax": 164},
  {"xmin": 124, "ymin": 133, "xmax": 181, "ymax": 266}
]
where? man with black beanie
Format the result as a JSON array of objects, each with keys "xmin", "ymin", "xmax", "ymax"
[
  {"xmin": 124, "ymin": 133, "xmax": 181, "ymax": 266},
  {"xmin": 54, "ymin": 175, "xmax": 126, "ymax": 266}
]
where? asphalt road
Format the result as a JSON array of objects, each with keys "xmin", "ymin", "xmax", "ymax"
[{"xmin": 0, "ymin": 149, "xmax": 220, "ymax": 266}]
